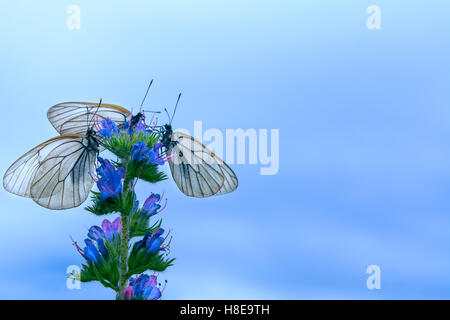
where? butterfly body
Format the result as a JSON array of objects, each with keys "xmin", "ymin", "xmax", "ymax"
[
  {"xmin": 130, "ymin": 112, "xmax": 144, "ymax": 127},
  {"xmin": 85, "ymin": 128, "xmax": 100, "ymax": 152},
  {"xmin": 160, "ymin": 124, "xmax": 176, "ymax": 151}
]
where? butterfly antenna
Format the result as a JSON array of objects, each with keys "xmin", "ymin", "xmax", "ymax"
[
  {"xmin": 89, "ymin": 98, "xmax": 102, "ymax": 129},
  {"xmin": 164, "ymin": 108, "xmax": 171, "ymax": 123},
  {"xmin": 170, "ymin": 93, "xmax": 181, "ymax": 125},
  {"xmin": 142, "ymin": 110, "xmax": 161, "ymax": 114},
  {"xmin": 139, "ymin": 79, "xmax": 154, "ymax": 112}
]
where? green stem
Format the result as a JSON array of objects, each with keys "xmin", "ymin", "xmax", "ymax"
[
  {"xmin": 117, "ymin": 161, "xmax": 134, "ymax": 299},
  {"xmin": 118, "ymin": 214, "xmax": 130, "ymax": 299}
]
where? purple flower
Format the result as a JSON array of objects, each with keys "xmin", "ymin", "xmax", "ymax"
[
  {"xmin": 96, "ymin": 157, "xmax": 124, "ymax": 201},
  {"xmin": 142, "ymin": 193, "xmax": 162, "ymax": 217},
  {"xmin": 123, "ymin": 286, "xmax": 134, "ymax": 300},
  {"xmin": 88, "ymin": 217, "xmax": 121, "ymax": 243},
  {"xmin": 147, "ymin": 143, "xmax": 165, "ymax": 165},
  {"xmin": 131, "ymin": 141, "xmax": 151, "ymax": 163},
  {"xmin": 129, "ymin": 274, "xmax": 162, "ymax": 300},
  {"xmin": 102, "ymin": 217, "xmax": 122, "ymax": 240},
  {"xmin": 98, "ymin": 118, "xmax": 118, "ymax": 138},
  {"xmin": 134, "ymin": 116, "xmax": 146, "ymax": 133}
]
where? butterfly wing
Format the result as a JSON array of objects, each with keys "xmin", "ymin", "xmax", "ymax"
[
  {"xmin": 47, "ymin": 102, "xmax": 131, "ymax": 135},
  {"xmin": 3, "ymin": 136, "xmax": 75, "ymax": 197},
  {"xmin": 168, "ymin": 131, "xmax": 238, "ymax": 197},
  {"xmin": 28, "ymin": 134, "xmax": 98, "ymax": 210},
  {"xmin": 215, "ymin": 161, "xmax": 239, "ymax": 195}
]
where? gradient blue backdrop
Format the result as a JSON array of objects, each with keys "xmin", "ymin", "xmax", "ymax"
[{"xmin": 0, "ymin": 1, "xmax": 449, "ymax": 299}]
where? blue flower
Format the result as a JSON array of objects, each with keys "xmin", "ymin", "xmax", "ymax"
[
  {"xmin": 123, "ymin": 120, "xmax": 134, "ymax": 135},
  {"xmin": 131, "ymin": 141, "xmax": 166, "ymax": 165},
  {"xmin": 133, "ymin": 228, "xmax": 166, "ymax": 254},
  {"xmin": 88, "ymin": 226, "xmax": 104, "ymax": 241},
  {"xmin": 96, "ymin": 157, "xmax": 124, "ymax": 201},
  {"xmin": 72, "ymin": 236, "xmax": 110, "ymax": 265},
  {"xmin": 128, "ymin": 274, "xmax": 162, "ymax": 300},
  {"xmin": 142, "ymin": 193, "xmax": 162, "ymax": 217},
  {"xmin": 98, "ymin": 118, "xmax": 118, "ymax": 138},
  {"xmin": 96, "ymin": 157, "xmax": 110, "ymax": 177},
  {"xmin": 147, "ymin": 143, "xmax": 165, "ymax": 165},
  {"xmin": 131, "ymin": 141, "xmax": 151, "ymax": 163},
  {"xmin": 96, "ymin": 238, "xmax": 108, "ymax": 259},
  {"xmin": 84, "ymin": 239, "xmax": 101, "ymax": 263}
]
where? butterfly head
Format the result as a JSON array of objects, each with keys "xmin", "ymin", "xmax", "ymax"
[
  {"xmin": 160, "ymin": 124, "xmax": 174, "ymax": 151},
  {"xmin": 85, "ymin": 128, "xmax": 99, "ymax": 152},
  {"xmin": 86, "ymin": 127, "xmax": 95, "ymax": 135},
  {"xmin": 159, "ymin": 93, "xmax": 181, "ymax": 151},
  {"xmin": 130, "ymin": 112, "xmax": 144, "ymax": 127}
]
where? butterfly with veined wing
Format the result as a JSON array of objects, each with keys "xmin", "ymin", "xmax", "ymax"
[
  {"xmin": 158, "ymin": 94, "xmax": 238, "ymax": 198},
  {"xmin": 3, "ymin": 101, "xmax": 132, "ymax": 209}
]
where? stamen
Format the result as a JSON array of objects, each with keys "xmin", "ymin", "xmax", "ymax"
[
  {"xmin": 70, "ymin": 236, "xmax": 87, "ymax": 260},
  {"xmin": 151, "ymin": 118, "xmax": 158, "ymax": 131},
  {"xmin": 132, "ymin": 166, "xmax": 145, "ymax": 188},
  {"xmin": 148, "ymin": 114, "xmax": 155, "ymax": 129},
  {"xmin": 94, "ymin": 117, "xmax": 102, "ymax": 131},
  {"xmin": 161, "ymin": 280, "xmax": 168, "ymax": 293},
  {"xmin": 158, "ymin": 199, "xmax": 168, "ymax": 213},
  {"xmin": 158, "ymin": 191, "xmax": 165, "ymax": 203},
  {"xmin": 166, "ymin": 236, "xmax": 173, "ymax": 247},
  {"xmin": 162, "ymin": 229, "xmax": 171, "ymax": 243},
  {"xmin": 89, "ymin": 171, "xmax": 98, "ymax": 182}
]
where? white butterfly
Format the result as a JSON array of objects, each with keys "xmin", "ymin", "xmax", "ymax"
[
  {"xmin": 3, "ymin": 102, "xmax": 132, "ymax": 209},
  {"xmin": 158, "ymin": 95, "xmax": 238, "ymax": 197}
]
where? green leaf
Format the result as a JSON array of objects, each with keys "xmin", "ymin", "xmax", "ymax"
[
  {"xmin": 79, "ymin": 261, "xmax": 119, "ymax": 291},
  {"xmin": 127, "ymin": 250, "xmax": 175, "ymax": 277},
  {"xmin": 85, "ymin": 192, "xmax": 119, "ymax": 216},
  {"xmin": 85, "ymin": 190, "xmax": 135, "ymax": 216},
  {"xmin": 126, "ymin": 160, "xmax": 167, "ymax": 184},
  {"xmin": 129, "ymin": 212, "xmax": 162, "ymax": 238}
]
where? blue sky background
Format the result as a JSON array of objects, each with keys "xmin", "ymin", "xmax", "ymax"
[{"xmin": 0, "ymin": 1, "xmax": 449, "ymax": 299}]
